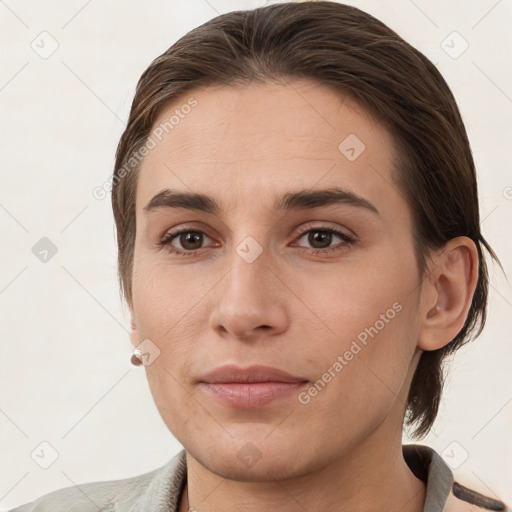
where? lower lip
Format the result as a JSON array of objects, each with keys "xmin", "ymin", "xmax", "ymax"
[{"xmin": 199, "ymin": 381, "xmax": 307, "ymax": 408}]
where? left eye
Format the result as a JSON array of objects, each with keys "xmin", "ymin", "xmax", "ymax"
[{"xmin": 294, "ymin": 227, "xmax": 355, "ymax": 252}]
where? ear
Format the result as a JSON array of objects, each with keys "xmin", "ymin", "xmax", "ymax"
[
  {"xmin": 129, "ymin": 304, "xmax": 140, "ymax": 349},
  {"xmin": 418, "ymin": 236, "xmax": 479, "ymax": 351}
]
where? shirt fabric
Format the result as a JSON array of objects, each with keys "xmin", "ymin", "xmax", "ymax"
[{"xmin": 9, "ymin": 443, "xmax": 510, "ymax": 512}]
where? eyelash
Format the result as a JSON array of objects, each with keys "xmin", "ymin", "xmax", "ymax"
[{"xmin": 156, "ymin": 225, "xmax": 356, "ymax": 256}]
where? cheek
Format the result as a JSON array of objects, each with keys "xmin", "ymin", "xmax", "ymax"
[
  {"xmin": 130, "ymin": 255, "xmax": 210, "ymax": 404},
  {"xmin": 131, "ymin": 253, "xmax": 203, "ymax": 338},
  {"xmin": 296, "ymin": 302, "xmax": 416, "ymax": 447},
  {"xmin": 301, "ymin": 253, "xmax": 419, "ymax": 401},
  {"xmin": 298, "ymin": 257, "xmax": 408, "ymax": 344}
]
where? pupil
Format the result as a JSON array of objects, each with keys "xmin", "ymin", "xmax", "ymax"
[
  {"xmin": 181, "ymin": 232, "xmax": 202, "ymax": 250},
  {"xmin": 309, "ymin": 231, "xmax": 331, "ymax": 248}
]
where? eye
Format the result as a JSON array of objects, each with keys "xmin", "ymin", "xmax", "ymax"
[
  {"xmin": 157, "ymin": 228, "xmax": 216, "ymax": 255},
  {"xmin": 293, "ymin": 226, "xmax": 356, "ymax": 254}
]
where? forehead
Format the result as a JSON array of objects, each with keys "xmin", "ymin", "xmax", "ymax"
[{"xmin": 135, "ymin": 79, "xmax": 402, "ymax": 219}]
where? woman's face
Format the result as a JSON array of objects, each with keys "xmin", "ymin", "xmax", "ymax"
[{"xmin": 129, "ymin": 79, "xmax": 427, "ymax": 479}]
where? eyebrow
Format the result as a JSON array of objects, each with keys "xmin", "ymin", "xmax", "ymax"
[{"xmin": 143, "ymin": 187, "xmax": 380, "ymax": 216}]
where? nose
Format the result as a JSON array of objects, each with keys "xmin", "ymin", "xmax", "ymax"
[{"xmin": 208, "ymin": 241, "xmax": 289, "ymax": 342}]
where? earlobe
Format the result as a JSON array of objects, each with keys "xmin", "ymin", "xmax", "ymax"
[
  {"xmin": 418, "ymin": 237, "xmax": 479, "ymax": 351},
  {"xmin": 128, "ymin": 313, "xmax": 143, "ymax": 366}
]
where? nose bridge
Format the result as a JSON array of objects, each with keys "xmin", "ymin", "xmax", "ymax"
[
  {"xmin": 224, "ymin": 211, "xmax": 271, "ymax": 278},
  {"xmin": 226, "ymin": 234, "xmax": 270, "ymax": 303},
  {"xmin": 209, "ymin": 230, "xmax": 288, "ymax": 339}
]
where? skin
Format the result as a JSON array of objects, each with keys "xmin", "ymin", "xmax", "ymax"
[{"xmin": 128, "ymin": 78, "xmax": 479, "ymax": 512}]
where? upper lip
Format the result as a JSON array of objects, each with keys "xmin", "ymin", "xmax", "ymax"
[{"xmin": 199, "ymin": 364, "xmax": 307, "ymax": 384}]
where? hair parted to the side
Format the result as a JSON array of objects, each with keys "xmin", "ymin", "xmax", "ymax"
[{"xmin": 111, "ymin": 1, "xmax": 503, "ymax": 439}]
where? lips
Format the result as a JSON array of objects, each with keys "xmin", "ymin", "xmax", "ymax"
[
  {"xmin": 198, "ymin": 364, "xmax": 308, "ymax": 384},
  {"xmin": 197, "ymin": 364, "xmax": 309, "ymax": 408}
]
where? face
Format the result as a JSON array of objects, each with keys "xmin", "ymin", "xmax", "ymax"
[{"xmin": 129, "ymin": 79, "xmax": 425, "ymax": 480}]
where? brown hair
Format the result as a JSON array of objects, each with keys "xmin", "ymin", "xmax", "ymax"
[{"xmin": 111, "ymin": 0, "xmax": 503, "ymax": 439}]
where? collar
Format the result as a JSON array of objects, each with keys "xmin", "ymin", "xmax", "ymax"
[{"xmin": 403, "ymin": 443, "xmax": 453, "ymax": 511}]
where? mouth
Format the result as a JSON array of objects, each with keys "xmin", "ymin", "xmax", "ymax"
[
  {"xmin": 197, "ymin": 364, "xmax": 309, "ymax": 408},
  {"xmin": 199, "ymin": 381, "xmax": 308, "ymax": 408},
  {"xmin": 199, "ymin": 364, "xmax": 307, "ymax": 384}
]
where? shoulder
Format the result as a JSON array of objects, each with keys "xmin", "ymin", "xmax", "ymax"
[
  {"xmin": 7, "ymin": 471, "xmax": 157, "ymax": 512},
  {"xmin": 7, "ymin": 450, "xmax": 187, "ymax": 512},
  {"xmin": 7, "ymin": 468, "xmax": 160, "ymax": 512}
]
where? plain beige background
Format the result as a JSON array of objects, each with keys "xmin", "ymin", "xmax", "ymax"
[{"xmin": 1, "ymin": 0, "xmax": 511, "ymax": 509}]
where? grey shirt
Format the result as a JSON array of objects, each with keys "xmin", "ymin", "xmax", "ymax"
[{"xmin": 8, "ymin": 444, "xmax": 510, "ymax": 512}]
